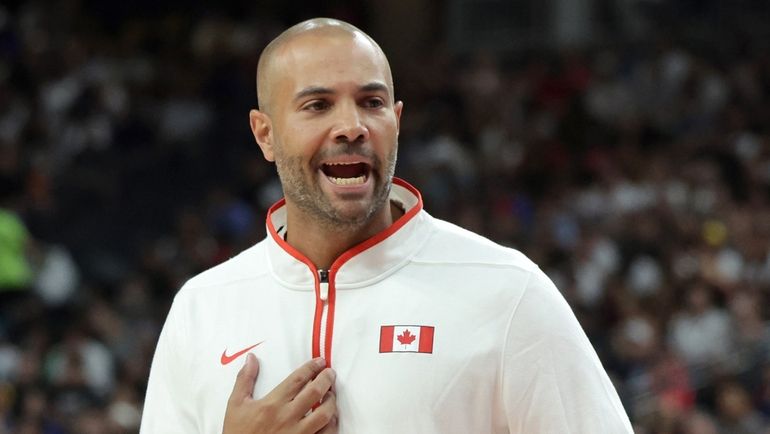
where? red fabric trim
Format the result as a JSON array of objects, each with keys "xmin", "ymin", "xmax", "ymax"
[
  {"xmin": 311, "ymin": 279, "xmax": 323, "ymax": 359},
  {"xmin": 265, "ymin": 177, "xmax": 423, "ymax": 269},
  {"xmin": 266, "ymin": 198, "xmax": 316, "ymax": 268},
  {"xmin": 324, "ymin": 280, "xmax": 336, "ymax": 367},
  {"xmin": 266, "ymin": 199, "xmax": 324, "ymax": 359}
]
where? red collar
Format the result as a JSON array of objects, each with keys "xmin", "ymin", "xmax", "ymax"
[{"xmin": 265, "ymin": 178, "xmax": 429, "ymax": 288}]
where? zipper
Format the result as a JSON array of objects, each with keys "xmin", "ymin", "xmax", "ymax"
[
  {"xmin": 317, "ymin": 269, "xmax": 330, "ymax": 360},
  {"xmin": 318, "ymin": 269, "xmax": 329, "ymax": 301}
]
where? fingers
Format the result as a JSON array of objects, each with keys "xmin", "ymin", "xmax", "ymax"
[
  {"xmin": 229, "ymin": 353, "xmax": 259, "ymax": 403},
  {"xmin": 299, "ymin": 391, "xmax": 338, "ymax": 434},
  {"xmin": 290, "ymin": 367, "xmax": 336, "ymax": 417},
  {"xmin": 224, "ymin": 357, "xmax": 338, "ymax": 434},
  {"xmin": 267, "ymin": 357, "xmax": 327, "ymax": 402}
]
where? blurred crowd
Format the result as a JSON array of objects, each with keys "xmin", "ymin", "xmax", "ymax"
[{"xmin": 1, "ymin": 1, "xmax": 770, "ymax": 433}]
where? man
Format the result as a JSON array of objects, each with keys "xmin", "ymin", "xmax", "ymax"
[{"xmin": 141, "ymin": 18, "xmax": 633, "ymax": 433}]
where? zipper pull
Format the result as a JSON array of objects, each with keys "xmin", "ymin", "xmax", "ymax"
[{"xmin": 318, "ymin": 269, "xmax": 329, "ymax": 301}]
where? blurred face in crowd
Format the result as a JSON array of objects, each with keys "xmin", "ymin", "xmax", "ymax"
[
  {"xmin": 686, "ymin": 285, "xmax": 712, "ymax": 314},
  {"xmin": 716, "ymin": 382, "xmax": 753, "ymax": 420},
  {"xmin": 250, "ymin": 25, "xmax": 402, "ymax": 231}
]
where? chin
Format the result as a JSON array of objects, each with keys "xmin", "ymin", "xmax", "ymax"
[
  {"xmin": 326, "ymin": 198, "xmax": 387, "ymax": 227},
  {"xmin": 331, "ymin": 204, "xmax": 375, "ymax": 225}
]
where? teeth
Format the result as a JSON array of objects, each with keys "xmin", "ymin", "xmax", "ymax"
[
  {"xmin": 329, "ymin": 175, "xmax": 366, "ymax": 185},
  {"xmin": 326, "ymin": 162, "xmax": 361, "ymax": 166}
]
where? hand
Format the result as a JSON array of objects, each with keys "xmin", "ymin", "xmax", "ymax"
[{"xmin": 223, "ymin": 354, "xmax": 338, "ymax": 434}]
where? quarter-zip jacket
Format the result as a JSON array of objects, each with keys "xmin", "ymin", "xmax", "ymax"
[{"xmin": 141, "ymin": 178, "xmax": 633, "ymax": 433}]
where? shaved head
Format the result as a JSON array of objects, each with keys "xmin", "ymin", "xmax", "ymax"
[{"xmin": 256, "ymin": 18, "xmax": 394, "ymax": 114}]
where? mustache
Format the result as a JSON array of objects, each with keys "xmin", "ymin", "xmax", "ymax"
[{"xmin": 312, "ymin": 147, "xmax": 380, "ymax": 167}]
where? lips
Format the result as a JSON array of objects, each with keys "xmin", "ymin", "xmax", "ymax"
[{"xmin": 321, "ymin": 161, "xmax": 371, "ymax": 186}]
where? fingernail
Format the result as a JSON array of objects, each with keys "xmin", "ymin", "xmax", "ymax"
[{"xmin": 314, "ymin": 358, "xmax": 326, "ymax": 368}]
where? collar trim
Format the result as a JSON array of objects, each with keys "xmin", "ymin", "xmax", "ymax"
[
  {"xmin": 329, "ymin": 179, "xmax": 422, "ymax": 274},
  {"xmin": 265, "ymin": 178, "xmax": 424, "ymax": 286}
]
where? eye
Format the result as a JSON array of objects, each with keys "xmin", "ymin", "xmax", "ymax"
[
  {"xmin": 363, "ymin": 97, "xmax": 385, "ymax": 109},
  {"xmin": 303, "ymin": 100, "xmax": 330, "ymax": 112}
]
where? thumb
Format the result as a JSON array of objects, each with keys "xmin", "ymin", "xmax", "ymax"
[{"xmin": 231, "ymin": 353, "xmax": 259, "ymax": 402}]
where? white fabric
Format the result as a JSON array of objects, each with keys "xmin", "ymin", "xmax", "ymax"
[{"xmin": 141, "ymin": 181, "xmax": 632, "ymax": 433}]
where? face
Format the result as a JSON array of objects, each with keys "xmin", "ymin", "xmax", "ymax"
[{"xmin": 251, "ymin": 31, "xmax": 402, "ymax": 231}]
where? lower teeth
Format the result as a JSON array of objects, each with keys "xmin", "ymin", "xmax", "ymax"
[{"xmin": 329, "ymin": 175, "xmax": 366, "ymax": 185}]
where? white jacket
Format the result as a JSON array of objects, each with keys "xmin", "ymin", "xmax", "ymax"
[{"xmin": 141, "ymin": 179, "xmax": 633, "ymax": 433}]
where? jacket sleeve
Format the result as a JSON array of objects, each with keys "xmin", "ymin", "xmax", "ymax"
[
  {"xmin": 501, "ymin": 269, "xmax": 633, "ymax": 433},
  {"xmin": 140, "ymin": 290, "xmax": 198, "ymax": 433}
]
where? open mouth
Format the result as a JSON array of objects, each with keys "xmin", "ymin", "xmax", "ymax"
[{"xmin": 321, "ymin": 162, "xmax": 371, "ymax": 186}]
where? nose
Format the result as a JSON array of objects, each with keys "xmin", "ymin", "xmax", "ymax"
[{"xmin": 330, "ymin": 103, "xmax": 369, "ymax": 144}]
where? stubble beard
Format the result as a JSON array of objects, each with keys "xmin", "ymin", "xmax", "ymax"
[{"xmin": 275, "ymin": 147, "xmax": 397, "ymax": 233}]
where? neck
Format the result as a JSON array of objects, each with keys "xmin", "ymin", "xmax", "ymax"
[{"xmin": 284, "ymin": 201, "xmax": 404, "ymax": 270}]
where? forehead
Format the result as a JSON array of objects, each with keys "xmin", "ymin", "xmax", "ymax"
[{"xmin": 270, "ymin": 32, "xmax": 391, "ymax": 95}]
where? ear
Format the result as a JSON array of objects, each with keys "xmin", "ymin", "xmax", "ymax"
[
  {"xmin": 393, "ymin": 101, "xmax": 403, "ymax": 136},
  {"xmin": 250, "ymin": 109, "xmax": 275, "ymax": 162}
]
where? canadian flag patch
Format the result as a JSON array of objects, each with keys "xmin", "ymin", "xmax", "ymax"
[{"xmin": 379, "ymin": 325, "xmax": 434, "ymax": 353}]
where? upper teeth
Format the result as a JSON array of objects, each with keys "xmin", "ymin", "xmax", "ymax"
[{"xmin": 326, "ymin": 162, "xmax": 360, "ymax": 165}]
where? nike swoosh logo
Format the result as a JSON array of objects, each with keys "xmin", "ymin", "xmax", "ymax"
[{"xmin": 220, "ymin": 342, "xmax": 264, "ymax": 365}]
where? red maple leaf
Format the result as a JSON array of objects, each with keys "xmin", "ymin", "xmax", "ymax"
[{"xmin": 397, "ymin": 329, "xmax": 416, "ymax": 346}]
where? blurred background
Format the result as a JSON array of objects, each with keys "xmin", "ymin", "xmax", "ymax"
[{"xmin": 1, "ymin": 0, "xmax": 770, "ymax": 432}]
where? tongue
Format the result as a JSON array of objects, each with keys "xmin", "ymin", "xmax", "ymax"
[{"xmin": 324, "ymin": 163, "xmax": 366, "ymax": 178}]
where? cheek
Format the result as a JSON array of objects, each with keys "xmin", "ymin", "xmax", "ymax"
[
  {"xmin": 369, "ymin": 114, "xmax": 397, "ymax": 136},
  {"xmin": 282, "ymin": 122, "xmax": 326, "ymax": 156},
  {"xmin": 372, "ymin": 118, "xmax": 400, "ymax": 148}
]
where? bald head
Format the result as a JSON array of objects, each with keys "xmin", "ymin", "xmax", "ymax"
[{"xmin": 256, "ymin": 18, "xmax": 393, "ymax": 114}]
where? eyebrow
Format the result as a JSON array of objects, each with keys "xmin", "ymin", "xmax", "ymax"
[
  {"xmin": 293, "ymin": 82, "xmax": 390, "ymax": 102},
  {"xmin": 360, "ymin": 82, "xmax": 389, "ymax": 94},
  {"xmin": 293, "ymin": 86, "xmax": 334, "ymax": 102}
]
